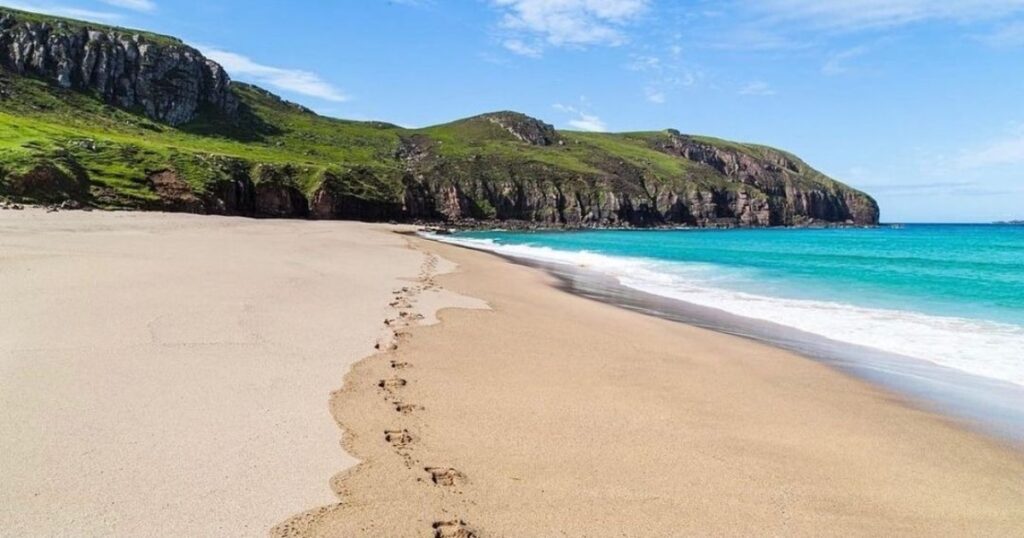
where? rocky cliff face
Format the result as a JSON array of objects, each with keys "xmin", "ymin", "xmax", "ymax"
[
  {"xmin": 0, "ymin": 9, "xmax": 236, "ymax": 125},
  {"xmin": 7, "ymin": 123, "xmax": 876, "ymax": 228},
  {"xmin": 0, "ymin": 9, "xmax": 879, "ymax": 228},
  {"xmin": 656, "ymin": 132, "xmax": 880, "ymax": 225},
  {"xmin": 387, "ymin": 122, "xmax": 879, "ymax": 228}
]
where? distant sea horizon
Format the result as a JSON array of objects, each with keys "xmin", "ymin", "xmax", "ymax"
[{"xmin": 883, "ymin": 221, "xmax": 1024, "ymax": 225}]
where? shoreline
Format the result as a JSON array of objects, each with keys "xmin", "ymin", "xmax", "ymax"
[
  {"xmin": 475, "ymin": 248, "xmax": 1024, "ymax": 446},
  {"xmin": 427, "ymin": 231, "xmax": 1024, "ymax": 446},
  {"xmin": 282, "ymin": 234, "xmax": 1024, "ymax": 536},
  {"xmin": 3, "ymin": 210, "xmax": 1021, "ymax": 535}
]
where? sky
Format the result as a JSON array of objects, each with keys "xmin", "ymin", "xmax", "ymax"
[{"xmin": 3, "ymin": 0, "xmax": 1024, "ymax": 222}]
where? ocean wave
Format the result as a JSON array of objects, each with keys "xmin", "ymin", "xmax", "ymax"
[{"xmin": 427, "ymin": 233, "xmax": 1024, "ymax": 388}]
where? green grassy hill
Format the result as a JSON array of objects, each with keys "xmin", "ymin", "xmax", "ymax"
[{"xmin": 0, "ymin": 7, "xmax": 878, "ymax": 226}]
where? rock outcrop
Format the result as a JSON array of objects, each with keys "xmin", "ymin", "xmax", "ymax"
[
  {"xmin": 481, "ymin": 111, "xmax": 560, "ymax": 146},
  {"xmin": 0, "ymin": 9, "xmax": 880, "ymax": 228},
  {"xmin": 2, "ymin": 162, "xmax": 88, "ymax": 203},
  {"xmin": 147, "ymin": 169, "xmax": 204, "ymax": 212},
  {"xmin": 0, "ymin": 8, "xmax": 236, "ymax": 125},
  {"xmin": 656, "ymin": 132, "xmax": 880, "ymax": 225},
  {"xmin": 124, "ymin": 127, "xmax": 877, "ymax": 227},
  {"xmin": 391, "ymin": 127, "xmax": 879, "ymax": 228}
]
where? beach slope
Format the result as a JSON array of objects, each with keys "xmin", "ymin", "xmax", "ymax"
[{"xmin": 288, "ymin": 237, "xmax": 1024, "ymax": 537}]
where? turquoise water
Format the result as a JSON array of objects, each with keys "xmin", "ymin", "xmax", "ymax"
[{"xmin": 437, "ymin": 225, "xmax": 1024, "ymax": 387}]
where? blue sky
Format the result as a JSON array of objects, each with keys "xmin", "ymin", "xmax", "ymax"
[{"xmin": 4, "ymin": 0, "xmax": 1024, "ymax": 222}]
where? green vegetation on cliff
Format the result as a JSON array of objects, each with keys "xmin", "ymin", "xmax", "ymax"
[{"xmin": 0, "ymin": 7, "xmax": 878, "ymax": 226}]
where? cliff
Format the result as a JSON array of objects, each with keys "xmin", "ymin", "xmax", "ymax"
[
  {"xmin": 0, "ymin": 8, "xmax": 879, "ymax": 227},
  {"xmin": 0, "ymin": 8, "xmax": 236, "ymax": 125}
]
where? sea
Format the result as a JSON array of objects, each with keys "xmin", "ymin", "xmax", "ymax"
[{"xmin": 427, "ymin": 224, "xmax": 1024, "ymax": 442}]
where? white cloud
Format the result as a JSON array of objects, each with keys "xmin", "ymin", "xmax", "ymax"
[
  {"xmin": 738, "ymin": 80, "xmax": 776, "ymax": 96},
  {"xmin": 568, "ymin": 112, "xmax": 607, "ymax": 131},
  {"xmin": 644, "ymin": 87, "xmax": 665, "ymax": 104},
  {"xmin": 748, "ymin": 0, "xmax": 1024, "ymax": 31},
  {"xmin": 0, "ymin": 1, "xmax": 121, "ymax": 21},
  {"xmin": 502, "ymin": 38, "xmax": 543, "ymax": 57},
  {"xmin": 554, "ymin": 102, "xmax": 607, "ymax": 131},
  {"xmin": 959, "ymin": 130, "xmax": 1024, "ymax": 168},
  {"xmin": 201, "ymin": 47, "xmax": 350, "ymax": 103},
  {"xmin": 822, "ymin": 45, "xmax": 870, "ymax": 75},
  {"xmin": 491, "ymin": 0, "xmax": 649, "ymax": 54},
  {"xmin": 99, "ymin": 0, "xmax": 155, "ymax": 12}
]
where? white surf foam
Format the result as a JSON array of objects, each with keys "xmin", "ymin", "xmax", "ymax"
[{"xmin": 428, "ymin": 234, "xmax": 1024, "ymax": 388}]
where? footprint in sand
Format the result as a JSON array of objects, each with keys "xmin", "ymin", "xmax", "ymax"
[
  {"xmin": 397, "ymin": 311, "xmax": 425, "ymax": 322},
  {"xmin": 384, "ymin": 429, "xmax": 414, "ymax": 448},
  {"xmin": 394, "ymin": 402, "xmax": 422, "ymax": 414},
  {"xmin": 390, "ymin": 360, "xmax": 411, "ymax": 369},
  {"xmin": 378, "ymin": 377, "xmax": 407, "ymax": 392},
  {"xmin": 425, "ymin": 467, "xmax": 466, "ymax": 487},
  {"xmin": 432, "ymin": 520, "xmax": 477, "ymax": 538},
  {"xmin": 375, "ymin": 341, "xmax": 399, "ymax": 352}
]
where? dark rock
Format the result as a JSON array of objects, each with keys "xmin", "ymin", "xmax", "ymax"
[
  {"xmin": 213, "ymin": 176, "xmax": 256, "ymax": 216},
  {"xmin": 0, "ymin": 9, "xmax": 237, "ymax": 125},
  {"xmin": 392, "ymin": 130, "xmax": 880, "ymax": 228},
  {"xmin": 1, "ymin": 163, "xmax": 88, "ymax": 202},
  {"xmin": 147, "ymin": 169, "xmax": 204, "ymax": 212},
  {"xmin": 479, "ymin": 111, "xmax": 560, "ymax": 146},
  {"xmin": 309, "ymin": 168, "xmax": 403, "ymax": 221},
  {"xmin": 653, "ymin": 133, "xmax": 879, "ymax": 226},
  {"xmin": 254, "ymin": 183, "xmax": 308, "ymax": 218}
]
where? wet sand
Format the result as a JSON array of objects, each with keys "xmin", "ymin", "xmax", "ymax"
[{"xmin": 282, "ymin": 235, "xmax": 1024, "ymax": 537}]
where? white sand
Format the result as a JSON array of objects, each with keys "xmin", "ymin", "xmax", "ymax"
[{"xmin": 0, "ymin": 210, "xmax": 427, "ymax": 536}]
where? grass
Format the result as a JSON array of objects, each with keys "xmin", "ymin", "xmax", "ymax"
[
  {"xmin": 0, "ymin": 73, "xmax": 411, "ymax": 205},
  {"xmin": 0, "ymin": 6, "xmax": 183, "ymax": 46},
  {"xmin": 0, "ymin": 26, "xmax": 870, "ymax": 216}
]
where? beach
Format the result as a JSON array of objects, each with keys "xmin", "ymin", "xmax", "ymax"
[
  {"xmin": 0, "ymin": 210, "xmax": 468, "ymax": 536},
  {"xmin": 284, "ymin": 236, "xmax": 1024, "ymax": 537},
  {"xmin": 2, "ymin": 211, "xmax": 1023, "ymax": 536}
]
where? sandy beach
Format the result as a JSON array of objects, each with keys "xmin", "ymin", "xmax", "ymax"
[
  {"xmin": 282, "ymin": 236, "xmax": 1024, "ymax": 537},
  {"xmin": 0, "ymin": 210, "xmax": 471, "ymax": 536},
  {"xmin": 2, "ymin": 211, "xmax": 1023, "ymax": 537}
]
